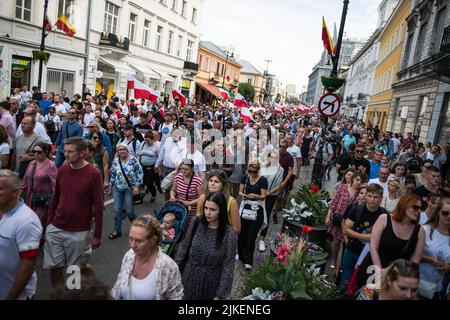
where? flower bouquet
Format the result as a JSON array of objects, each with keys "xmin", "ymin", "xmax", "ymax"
[{"xmin": 244, "ymin": 227, "xmax": 336, "ymax": 300}]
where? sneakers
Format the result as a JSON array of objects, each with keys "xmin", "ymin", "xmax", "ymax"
[
  {"xmin": 258, "ymin": 240, "xmax": 266, "ymax": 252},
  {"xmin": 244, "ymin": 264, "xmax": 252, "ymax": 270}
]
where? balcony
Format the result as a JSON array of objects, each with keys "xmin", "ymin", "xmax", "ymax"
[
  {"xmin": 99, "ymin": 33, "xmax": 130, "ymax": 52},
  {"xmin": 441, "ymin": 25, "xmax": 450, "ymax": 53},
  {"xmin": 208, "ymin": 73, "xmax": 220, "ymax": 84},
  {"xmin": 183, "ymin": 61, "xmax": 199, "ymax": 73}
]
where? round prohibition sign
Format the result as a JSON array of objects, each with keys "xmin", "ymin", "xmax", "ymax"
[{"xmin": 318, "ymin": 93, "xmax": 341, "ymax": 117}]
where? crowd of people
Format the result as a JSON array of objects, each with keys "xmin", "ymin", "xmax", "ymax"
[{"xmin": 0, "ymin": 85, "xmax": 449, "ymax": 300}]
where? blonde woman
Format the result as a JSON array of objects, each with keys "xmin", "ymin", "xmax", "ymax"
[{"xmin": 381, "ymin": 178, "xmax": 402, "ymax": 213}]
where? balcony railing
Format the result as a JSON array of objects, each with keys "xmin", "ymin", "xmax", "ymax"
[
  {"xmin": 183, "ymin": 61, "xmax": 198, "ymax": 72},
  {"xmin": 99, "ymin": 33, "xmax": 130, "ymax": 51},
  {"xmin": 441, "ymin": 25, "xmax": 450, "ymax": 53}
]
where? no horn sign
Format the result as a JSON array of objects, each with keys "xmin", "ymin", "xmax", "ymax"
[{"xmin": 318, "ymin": 93, "xmax": 341, "ymax": 117}]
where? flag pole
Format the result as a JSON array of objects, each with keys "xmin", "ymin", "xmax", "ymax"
[{"xmin": 38, "ymin": 0, "xmax": 49, "ymax": 90}]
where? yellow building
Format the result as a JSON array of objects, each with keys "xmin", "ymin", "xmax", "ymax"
[{"xmin": 367, "ymin": 0, "xmax": 411, "ymax": 132}]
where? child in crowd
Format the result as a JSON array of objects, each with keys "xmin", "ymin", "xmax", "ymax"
[{"xmin": 161, "ymin": 213, "xmax": 176, "ymax": 241}]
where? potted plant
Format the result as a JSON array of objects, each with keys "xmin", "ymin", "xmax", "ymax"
[
  {"xmin": 243, "ymin": 228, "xmax": 336, "ymax": 300},
  {"xmin": 32, "ymin": 50, "xmax": 51, "ymax": 65},
  {"xmin": 321, "ymin": 76, "xmax": 346, "ymax": 92},
  {"xmin": 281, "ymin": 183, "xmax": 329, "ymax": 248}
]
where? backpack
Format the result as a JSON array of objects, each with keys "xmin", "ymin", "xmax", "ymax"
[{"xmin": 44, "ymin": 117, "xmax": 56, "ymax": 134}]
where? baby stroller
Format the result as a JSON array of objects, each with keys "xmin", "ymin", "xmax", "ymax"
[{"xmin": 154, "ymin": 201, "xmax": 189, "ymax": 257}]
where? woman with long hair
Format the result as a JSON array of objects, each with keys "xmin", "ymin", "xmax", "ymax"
[
  {"xmin": 197, "ymin": 169, "xmax": 240, "ymax": 234},
  {"xmin": 21, "ymin": 141, "xmax": 57, "ymax": 227},
  {"xmin": 419, "ymin": 197, "xmax": 450, "ymax": 299},
  {"xmin": 105, "ymin": 119, "xmax": 120, "ymax": 156},
  {"xmin": 356, "ymin": 193, "xmax": 426, "ymax": 289},
  {"xmin": 90, "ymin": 130, "xmax": 110, "ymax": 189},
  {"xmin": 381, "ymin": 178, "xmax": 402, "ymax": 213},
  {"xmin": 175, "ymin": 192, "xmax": 237, "ymax": 299}
]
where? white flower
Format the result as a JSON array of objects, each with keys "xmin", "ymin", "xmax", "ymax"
[
  {"xmin": 291, "ymin": 198, "xmax": 298, "ymax": 207},
  {"xmin": 299, "ymin": 202, "xmax": 308, "ymax": 210}
]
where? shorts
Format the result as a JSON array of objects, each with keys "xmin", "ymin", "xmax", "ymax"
[{"xmin": 43, "ymin": 224, "xmax": 92, "ymax": 269}]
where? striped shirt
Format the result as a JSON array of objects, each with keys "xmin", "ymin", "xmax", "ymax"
[{"xmin": 174, "ymin": 172, "xmax": 203, "ymax": 215}]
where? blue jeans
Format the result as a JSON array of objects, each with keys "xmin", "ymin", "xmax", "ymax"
[
  {"xmin": 338, "ymin": 248, "xmax": 360, "ymax": 295},
  {"xmin": 113, "ymin": 187, "xmax": 136, "ymax": 234}
]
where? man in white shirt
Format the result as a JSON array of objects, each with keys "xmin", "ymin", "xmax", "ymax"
[
  {"xmin": 51, "ymin": 95, "xmax": 67, "ymax": 118},
  {"xmin": 185, "ymin": 139, "xmax": 206, "ymax": 182},
  {"xmin": 119, "ymin": 98, "xmax": 129, "ymax": 117},
  {"xmin": 82, "ymin": 104, "xmax": 96, "ymax": 135},
  {"xmin": 389, "ymin": 133, "xmax": 401, "ymax": 160},
  {"xmin": 16, "ymin": 106, "xmax": 51, "ymax": 144},
  {"xmin": 287, "ymin": 133, "xmax": 302, "ymax": 179},
  {"xmin": 368, "ymin": 166, "xmax": 390, "ymax": 196},
  {"xmin": 0, "ymin": 170, "xmax": 43, "ymax": 300},
  {"xmin": 19, "ymin": 86, "xmax": 33, "ymax": 104},
  {"xmin": 158, "ymin": 113, "xmax": 174, "ymax": 145}
]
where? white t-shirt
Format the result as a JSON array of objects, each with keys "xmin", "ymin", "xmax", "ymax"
[
  {"xmin": 19, "ymin": 91, "xmax": 32, "ymax": 103},
  {"xmin": 120, "ymin": 268, "xmax": 157, "ymax": 300},
  {"xmin": 158, "ymin": 123, "xmax": 174, "ymax": 146},
  {"xmin": 130, "ymin": 115, "xmax": 140, "ymax": 126},
  {"xmin": 287, "ymin": 145, "xmax": 302, "ymax": 175},
  {"xmin": 391, "ymin": 138, "xmax": 401, "ymax": 153},
  {"xmin": 419, "ymin": 225, "xmax": 450, "ymax": 292},
  {"xmin": 54, "ymin": 103, "xmax": 67, "ymax": 116},
  {"xmin": 0, "ymin": 201, "xmax": 42, "ymax": 300},
  {"xmin": 186, "ymin": 150, "xmax": 207, "ymax": 176},
  {"xmin": 368, "ymin": 178, "xmax": 388, "ymax": 197}
]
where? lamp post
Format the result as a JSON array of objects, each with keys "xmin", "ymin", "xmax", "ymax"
[
  {"xmin": 331, "ymin": 0, "xmax": 350, "ymax": 77},
  {"xmin": 221, "ymin": 47, "xmax": 235, "ymax": 88},
  {"xmin": 38, "ymin": 0, "xmax": 49, "ymax": 90},
  {"xmin": 264, "ymin": 59, "xmax": 271, "ymax": 102}
]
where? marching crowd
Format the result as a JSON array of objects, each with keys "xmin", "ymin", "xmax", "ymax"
[{"xmin": 0, "ymin": 85, "xmax": 449, "ymax": 300}]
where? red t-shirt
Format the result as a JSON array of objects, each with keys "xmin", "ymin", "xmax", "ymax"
[{"xmin": 47, "ymin": 163, "xmax": 104, "ymax": 239}]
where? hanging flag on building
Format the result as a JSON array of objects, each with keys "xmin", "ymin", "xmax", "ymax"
[
  {"xmin": 127, "ymin": 74, "xmax": 160, "ymax": 104},
  {"xmin": 172, "ymin": 89, "xmax": 186, "ymax": 107},
  {"xmin": 322, "ymin": 17, "xmax": 334, "ymax": 56},
  {"xmin": 44, "ymin": 14, "xmax": 53, "ymax": 31},
  {"xmin": 56, "ymin": 15, "xmax": 76, "ymax": 37}
]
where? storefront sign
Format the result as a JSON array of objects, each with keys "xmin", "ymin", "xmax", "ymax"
[
  {"xmin": 182, "ymin": 79, "xmax": 191, "ymax": 89},
  {"xmin": 12, "ymin": 70, "xmax": 24, "ymax": 78}
]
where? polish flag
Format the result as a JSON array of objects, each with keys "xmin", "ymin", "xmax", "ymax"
[
  {"xmin": 219, "ymin": 88, "xmax": 230, "ymax": 100},
  {"xmin": 240, "ymin": 106, "xmax": 253, "ymax": 123},
  {"xmin": 158, "ymin": 108, "xmax": 165, "ymax": 118},
  {"xmin": 234, "ymin": 93, "xmax": 249, "ymax": 109},
  {"xmin": 44, "ymin": 14, "xmax": 53, "ymax": 31},
  {"xmin": 127, "ymin": 75, "xmax": 159, "ymax": 104},
  {"xmin": 273, "ymin": 103, "xmax": 282, "ymax": 114},
  {"xmin": 172, "ymin": 89, "xmax": 186, "ymax": 107}
]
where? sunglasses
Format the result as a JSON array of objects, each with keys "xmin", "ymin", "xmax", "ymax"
[
  {"xmin": 441, "ymin": 210, "xmax": 450, "ymax": 217},
  {"xmin": 92, "ymin": 137, "xmax": 100, "ymax": 140},
  {"xmin": 355, "ymin": 150, "xmax": 364, "ymax": 153},
  {"xmin": 32, "ymin": 150, "xmax": 43, "ymax": 154},
  {"xmin": 411, "ymin": 205, "xmax": 422, "ymax": 211},
  {"xmin": 69, "ymin": 112, "xmax": 76, "ymax": 115},
  {"xmin": 248, "ymin": 170, "xmax": 258, "ymax": 174}
]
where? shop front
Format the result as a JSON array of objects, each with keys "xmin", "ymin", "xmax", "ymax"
[
  {"xmin": 366, "ymin": 103, "xmax": 390, "ymax": 132},
  {"xmin": 10, "ymin": 55, "xmax": 32, "ymax": 93}
]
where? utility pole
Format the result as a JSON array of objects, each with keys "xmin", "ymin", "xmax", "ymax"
[
  {"xmin": 331, "ymin": 0, "xmax": 349, "ymax": 77},
  {"xmin": 38, "ymin": 0, "xmax": 49, "ymax": 90}
]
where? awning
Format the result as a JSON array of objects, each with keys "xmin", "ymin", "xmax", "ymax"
[
  {"xmin": 98, "ymin": 57, "xmax": 136, "ymax": 74},
  {"xmin": 196, "ymin": 81, "xmax": 222, "ymax": 99},
  {"xmin": 153, "ymin": 68, "xmax": 174, "ymax": 82},
  {"xmin": 128, "ymin": 62, "xmax": 160, "ymax": 79}
]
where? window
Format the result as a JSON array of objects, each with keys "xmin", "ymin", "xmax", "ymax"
[
  {"xmin": 402, "ymin": 33, "xmax": 414, "ymax": 69},
  {"xmin": 167, "ymin": 31, "xmax": 174, "ymax": 54},
  {"xmin": 414, "ymin": 96, "xmax": 428, "ymax": 136},
  {"xmin": 181, "ymin": 0, "xmax": 187, "ymax": 17},
  {"xmin": 104, "ymin": 1, "xmax": 119, "ymax": 34},
  {"xmin": 391, "ymin": 98, "xmax": 400, "ymax": 131},
  {"xmin": 199, "ymin": 55, "xmax": 203, "ymax": 69},
  {"xmin": 186, "ymin": 40, "xmax": 193, "ymax": 62},
  {"xmin": 205, "ymin": 57, "xmax": 209, "ymax": 71},
  {"xmin": 436, "ymin": 93, "xmax": 450, "ymax": 145},
  {"xmin": 156, "ymin": 26, "xmax": 163, "ymax": 51},
  {"xmin": 46, "ymin": 69, "xmax": 75, "ymax": 99},
  {"xmin": 143, "ymin": 20, "xmax": 151, "ymax": 47},
  {"xmin": 128, "ymin": 13, "xmax": 137, "ymax": 42},
  {"xmin": 210, "ymin": 59, "xmax": 215, "ymax": 72},
  {"xmin": 192, "ymin": 8, "xmax": 197, "ymax": 24},
  {"xmin": 414, "ymin": 21, "xmax": 428, "ymax": 63},
  {"xmin": 58, "ymin": 0, "xmax": 74, "ymax": 21},
  {"xmin": 216, "ymin": 62, "xmax": 220, "ymax": 75},
  {"xmin": 432, "ymin": 7, "xmax": 447, "ymax": 54},
  {"xmin": 248, "ymin": 79, "xmax": 252, "ymax": 85},
  {"xmin": 15, "ymin": 0, "xmax": 32, "ymax": 21},
  {"xmin": 177, "ymin": 35, "xmax": 183, "ymax": 57},
  {"xmin": 171, "ymin": 0, "xmax": 178, "ymax": 11},
  {"xmin": 221, "ymin": 64, "xmax": 225, "ymax": 76}
]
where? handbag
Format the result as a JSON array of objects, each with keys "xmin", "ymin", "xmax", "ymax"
[
  {"xmin": 161, "ymin": 169, "xmax": 178, "ymax": 191},
  {"xmin": 178, "ymin": 217, "xmax": 200, "ymax": 274},
  {"xmin": 118, "ymin": 159, "xmax": 142, "ymax": 203},
  {"xmin": 29, "ymin": 162, "xmax": 51, "ymax": 208},
  {"xmin": 240, "ymin": 204, "xmax": 258, "ymax": 221}
]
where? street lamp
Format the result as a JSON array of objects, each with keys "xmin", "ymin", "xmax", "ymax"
[
  {"xmin": 222, "ymin": 46, "xmax": 235, "ymax": 88},
  {"xmin": 264, "ymin": 59, "xmax": 272, "ymax": 102}
]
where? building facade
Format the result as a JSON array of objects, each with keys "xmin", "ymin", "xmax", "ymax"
[
  {"xmin": 90, "ymin": 0, "xmax": 204, "ymax": 100},
  {"xmin": 0, "ymin": 0, "xmax": 90, "ymax": 99},
  {"xmin": 388, "ymin": 0, "xmax": 450, "ymax": 146},
  {"xmin": 367, "ymin": 0, "xmax": 411, "ymax": 132},
  {"xmin": 195, "ymin": 41, "xmax": 241, "ymax": 103},
  {"xmin": 238, "ymin": 59, "xmax": 266, "ymax": 103}
]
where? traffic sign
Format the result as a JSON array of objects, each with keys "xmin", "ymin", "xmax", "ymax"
[{"xmin": 318, "ymin": 93, "xmax": 341, "ymax": 117}]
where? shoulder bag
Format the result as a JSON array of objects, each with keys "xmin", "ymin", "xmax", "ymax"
[
  {"xmin": 30, "ymin": 162, "xmax": 51, "ymax": 208},
  {"xmin": 118, "ymin": 159, "xmax": 142, "ymax": 203}
]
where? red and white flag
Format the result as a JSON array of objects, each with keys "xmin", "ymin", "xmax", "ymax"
[
  {"xmin": 158, "ymin": 108, "xmax": 165, "ymax": 118},
  {"xmin": 44, "ymin": 14, "xmax": 53, "ymax": 31},
  {"xmin": 240, "ymin": 106, "xmax": 253, "ymax": 123},
  {"xmin": 273, "ymin": 103, "xmax": 282, "ymax": 114},
  {"xmin": 234, "ymin": 93, "xmax": 249, "ymax": 109},
  {"xmin": 127, "ymin": 75, "xmax": 159, "ymax": 104},
  {"xmin": 172, "ymin": 89, "xmax": 186, "ymax": 107},
  {"xmin": 219, "ymin": 88, "xmax": 230, "ymax": 100}
]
